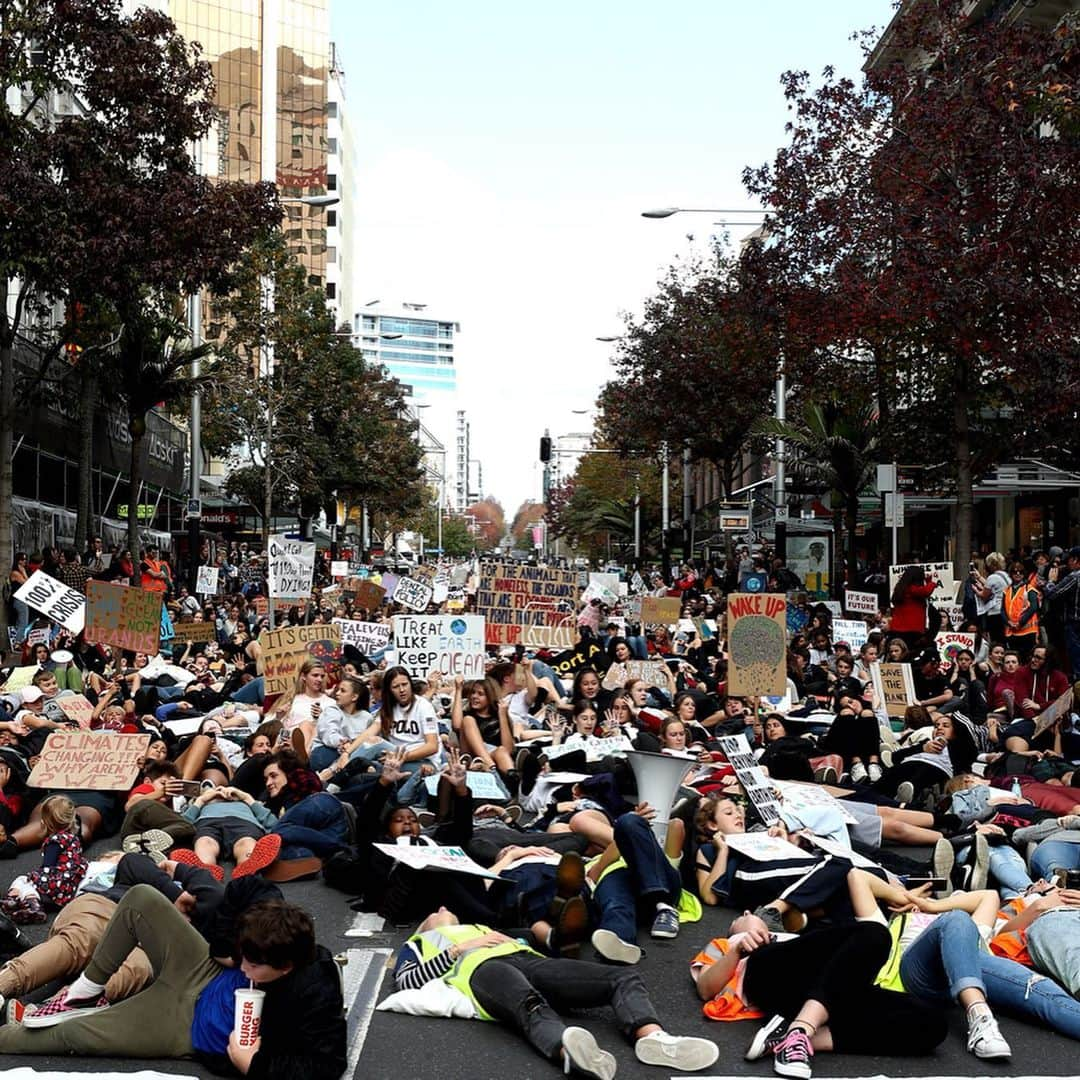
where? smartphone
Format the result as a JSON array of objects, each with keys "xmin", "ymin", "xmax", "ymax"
[
  {"xmin": 177, "ymin": 780, "xmax": 204, "ymax": 798},
  {"xmin": 906, "ymin": 876, "xmax": 948, "ymax": 891}
]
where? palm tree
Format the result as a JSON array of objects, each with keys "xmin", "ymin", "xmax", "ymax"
[
  {"xmin": 757, "ymin": 393, "xmax": 880, "ymax": 592},
  {"xmin": 111, "ymin": 297, "xmax": 212, "ymax": 564}
]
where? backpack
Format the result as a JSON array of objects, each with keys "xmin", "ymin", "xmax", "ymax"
[{"xmin": 323, "ymin": 849, "xmax": 368, "ymax": 895}]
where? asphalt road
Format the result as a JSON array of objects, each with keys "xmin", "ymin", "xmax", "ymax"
[{"xmin": 2, "ymin": 839, "xmax": 1078, "ymax": 1080}]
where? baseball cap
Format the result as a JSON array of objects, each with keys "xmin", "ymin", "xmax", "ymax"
[
  {"xmin": 913, "ymin": 648, "xmax": 940, "ymax": 666},
  {"xmin": 21, "ymin": 686, "xmax": 43, "ymax": 703},
  {"xmin": 1068, "ymin": 546, "xmax": 1080, "ymax": 561}
]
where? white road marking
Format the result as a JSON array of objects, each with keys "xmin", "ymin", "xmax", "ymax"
[{"xmin": 342, "ymin": 946, "xmax": 391, "ymax": 1076}]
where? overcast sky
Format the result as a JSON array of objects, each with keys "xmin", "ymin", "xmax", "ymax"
[{"xmin": 330, "ymin": 0, "xmax": 895, "ymax": 520}]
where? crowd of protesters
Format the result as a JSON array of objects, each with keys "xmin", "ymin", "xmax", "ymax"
[{"xmin": 0, "ymin": 537, "xmax": 1078, "ymax": 1077}]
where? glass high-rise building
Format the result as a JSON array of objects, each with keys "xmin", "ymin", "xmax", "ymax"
[
  {"xmin": 357, "ymin": 308, "xmax": 459, "ymax": 400},
  {"xmin": 161, "ymin": 0, "xmax": 332, "ymax": 288}
]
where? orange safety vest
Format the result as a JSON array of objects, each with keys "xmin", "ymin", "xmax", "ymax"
[
  {"xmin": 989, "ymin": 898, "xmax": 1033, "ymax": 966},
  {"xmin": 1004, "ymin": 583, "xmax": 1038, "ymax": 638},
  {"xmin": 692, "ymin": 937, "xmax": 764, "ymax": 1022},
  {"xmin": 140, "ymin": 558, "xmax": 169, "ymax": 593}
]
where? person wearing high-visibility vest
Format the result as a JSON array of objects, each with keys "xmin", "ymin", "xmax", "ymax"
[
  {"xmin": 391, "ymin": 907, "xmax": 718, "ymax": 1078},
  {"xmin": 1003, "ymin": 562, "xmax": 1042, "ymax": 663}
]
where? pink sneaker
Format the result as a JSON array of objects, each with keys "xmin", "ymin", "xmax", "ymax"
[{"xmin": 21, "ymin": 988, "xmax": 109, "ymax": 1029}]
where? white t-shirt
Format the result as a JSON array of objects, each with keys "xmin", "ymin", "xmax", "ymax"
[
  {"xmin": 976, "ymin": 570, "xmax": 1010, "ymax": 616},
  {"xmin": 283, "ymin": 692, "xmax": 336, "ymax": 733},
  {"xmin": 388, "ymin": 696, "xmax": 441, "ymax": 761}
]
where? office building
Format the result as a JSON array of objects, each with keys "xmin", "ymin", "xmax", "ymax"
[
  {"xmin": 325, "ymin": 40, "xmax": 355, "ymax": 326},
  {"xmin": 356, "ymin": 306, "xmax": 459, "ymax": 401}
]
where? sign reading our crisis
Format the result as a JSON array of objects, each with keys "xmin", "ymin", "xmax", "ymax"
[
  {"xmin": 474, "ymin": 562, "xmax": 579, "ymax": 645},
  {"xmin": 85, "ymin": 580, "xmax": 161, "ymax": 655},
  {"xmin": 28, "ymin": 730, "xmax": 150, "ymax": 790},
  {"xmin": 726, "ymin": 593, "xmax": 788, "ymax": 697},
  {"xmin": 391, "ymin": 615, "xmax": 485, "ymax": 679}
]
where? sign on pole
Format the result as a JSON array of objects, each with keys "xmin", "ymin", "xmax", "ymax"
[
  {"xmin": 28, "ymin": 731, "xmax": 150, "ymax": 790},
  {"xmin": 14, "ymin": 571, "xmax": 86, "ymax": 635},
  {"xmin": 85, "ymin": 580, "xmax": 162, "ymax": 655},
  {"xmin": 726, "ymin": 593, "xmax": 788, "ymax": 697},
  {"xmin": 391, "ymin": 614, "xmax": 485, "ymax": 679},
  {"xmin": 268, "ymin": 535, "xmax": 315, "ymax": 599}
]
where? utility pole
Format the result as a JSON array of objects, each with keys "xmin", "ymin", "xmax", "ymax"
[
  {"xmin": 774, "ymin": 365, "xmax": 788, "ymax": 562},
  {"xmin": 186, "ymin": 292, "xmax": 202, "ymax": 589},
  {"xmin": 660, "ymin": 441, "xmax": 670, "ymax": 581}
]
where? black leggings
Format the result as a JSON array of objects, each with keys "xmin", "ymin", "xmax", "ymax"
[
  {"xmin": 819, "ymin": 712, "xmax": 880, "ymax": 766},
  {"xmin": 470, "ymin": 952, "xmax": 659, "ymax": 1061},
  {"xmin": 742, "ymin": 923, "xmax": 946, "ymax": 1055},
  {"xmin": 874, "ymin": 761, "xmax": 948, "ymax": 801}
]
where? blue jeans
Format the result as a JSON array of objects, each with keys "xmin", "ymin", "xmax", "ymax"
[
  {"xmin": 154, "ymin": 685, "xmax": 186, "ymax": 702},
  {"xmin": 955, "ymin": 842, "xmax": 1033, "ymax": 899},
  {"xmin": 349, "ymin": 739, "xmax": 395, "ymax": 764},
  {"xmin": 900, "ymin": 909, "xmax": 1080, "ymax": 1039},
  {"xmin": 530, "ymin": 660, "xmax": 566, "ymax": 701},
  {"xmin": 271, "ymin": 792, "xmax": 350, "ymax": 859},
  {"xmin": 230, "ymin": 677, "xmax": 265, "ymax": 705},
  {"xmin": 1031, "ymin": 838, "xmax": 1080, "ymax": 881},
  {"xmin": 1065, "ymin": 623, "xmax": 1080, "ymax": 682},
  {"xmin": 593, "ymin": 813, "xmax": 681, "ymax": 944},
  {"xmin": 310, "ymin": 744, "xmax": 340, "ymax": 772}
]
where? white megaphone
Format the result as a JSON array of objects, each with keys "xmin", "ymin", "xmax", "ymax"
[{"xmin": 626, "ymin": 750, "xmax": 696, "ymax": 841}]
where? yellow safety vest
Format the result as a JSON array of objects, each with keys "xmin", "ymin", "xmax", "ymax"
[{"xmin": 406, "ymin": 924, "xmax": 538, "ymax": 1020}]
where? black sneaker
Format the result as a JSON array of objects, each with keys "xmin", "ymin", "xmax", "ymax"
[
  {"xmin": 0, "ymin": 912, "xmax": 31, "ymax": 956},
  {"xmin": 746, "ymin": 1014, "xmax": 788, "ymax": 1061}
]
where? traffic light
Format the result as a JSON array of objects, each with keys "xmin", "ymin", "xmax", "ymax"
[{"xmin": 539, "ymin": 435, "xmax": 552, "ymax": 463}]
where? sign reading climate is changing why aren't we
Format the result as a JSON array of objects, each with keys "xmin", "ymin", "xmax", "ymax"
[
  {"xmin": 391, "ymin": 614, "xmax": 486, "ymax": 679},
  {"xmin": 726, "ymin": 593, "xmax": 788, "ymax": 697},
  {"xmin": 28, "ymin": 730, "xmax": 150, "ymax": 791}
]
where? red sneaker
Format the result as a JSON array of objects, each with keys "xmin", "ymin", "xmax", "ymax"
[
  {"xmin": 171, "ymin": 848, "xmax": 225, "ymax": 883},
  {"xmin": 21, "ymin": 988, "xmax": 109, "ymax": 1029},
  {"xmin": 232, "ymin": 834, "xmax": 283, "ymax": 879}
]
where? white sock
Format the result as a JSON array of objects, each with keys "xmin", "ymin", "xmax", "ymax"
[
  {"xmin": 68, "ymin": 973, "xmax": 106, "ymax": 1002},
  {"xmin": 856, "ymin": 910, "xmax": 888, "ymax": 927}
]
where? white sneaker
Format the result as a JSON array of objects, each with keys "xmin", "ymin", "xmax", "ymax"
[
  {"xmin": 867, "ymin": 763, "xmax": 883, "ymax": 783},
  {"xmin": 635, "ymin": 1030, "xmax": 718, "ymax": 1071},
  {"xmin": 591, "ymin": 929, "xmax": 641, "ymax": 965},
  {"xmin": 561, "ymin": 1026, "xmax": 617, "ymax": 1079},
  {"xmin": 850, "ymin": 761, "xmax": 868, "ymax": 784},
  {"xmin": 967, "ymin": 1012, "xmax": 1011, "ymax": 1060}
]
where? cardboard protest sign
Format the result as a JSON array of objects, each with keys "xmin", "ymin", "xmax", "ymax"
[
  {"xmin": 724, "ymin": 833, "xmax": 812, "ymax": 862},
  {"xmin": 392, "ymin": 576, "xmax": 434, "ymax": 612},
  {"xmin": 1, "ymin": 665, "xmax": 40, "ymax": 692},
  {"xmin": 640, "ymin": 596, "xmax": 681, "ymax": 625},
  {"xmin": 333, "ymin": 619, "xmax": 391, "ymax": 656},
  {"xmin": 726, "ymin": 594, "xmax": 787, "ymax": 697},
  {"xmin": 54, "ymin": 694, "xmax": 95, "ymax": 729},
  {"xmin": 195, "ymin": 566, "xmax": 219, "ymax": 595},
  {"xmin": 474, "ymin": 562, "xmax": 579, "ymax": 646},
  {"xmin": 871, "ymin": 661, "xmax": 916, "ymax": 718},
  {"xmin": 934, "ymin": 631, "xmax": 976, "ymax": 666},
  {"xmin": 772, "ymin": 779, "xmax": 858, "ymax": 825},
  {"xmin": 832, "ymin": 619, "xmax": 869, "ymax": 652},
  {"xmin": 14, "ymin": 571, "xmax": 86, "ymax": 635},
  {"xmin": 549, "ymin": 640, "xmax": 605, "ymax": 680},
  {"xmin": 889, "ymin": 562, "xmax": 956, "ymax": 606},
  {"xmin": 601, "ymin": 659, "xmax": 670, "ymax": 691},
  {"xmin": 259, "ymin": 623, "xmax": 341, "ymax": 697},
  {"xmin": 171, "ymin": 621, "xmax": 216, "ymax": 644},
  {"xmin": 353, "ymin": 580, "xmax": 387, "ymax": 611},
  {"xmin": 28, "ymin": 730, "xmax": 150, "ymax": 790},
  {"xmin": 85, "ymin": 581, "xmax": 161, "ymax": 655},
  {"xmin": 1033, "ymin": 685, "xmax": 1075, "ymax": 740},
  {"xmin": 845, "ymin": 589, "xmax": 878, "ymax": 616},
  {"xmin": 391, "ymin": 614, "xmax": 485, "ymax": 678},
  {"xmin": 372, "ymin": 843, "xmax": 502, "ymax": 880},
  {"xmin": 786, "ymin": 603, "xmax": 810, "ymax": 635},
  {"xmin": 267, "ymin": 535, "xmax": 315, "ymax": 599},
  {"xmin": 522, "ymin": 622, "xmax": 577, "ymax": 650},
  {"xmin": 717, "ymin": 734, "xmax": 781, "ymax": 826}
]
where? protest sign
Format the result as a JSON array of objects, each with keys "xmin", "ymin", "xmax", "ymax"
[
  {"xmin": 380, "ymin": 572, "xmax": 400, "ymax": 599},
  {"xmin": 717, "ymin": 733, "xmax": 781, "ymax": 826},
  {"xmin": 822, "ymin": 600, "xmax": 843, "ymax": 619},
  {"xmin": 423, "ymin": 771, "xmax": 508, "ymax": 801},
  {"xmin": 934, "ymin": 631, "xmax": 977, "ymax": 665},
  {"xmin": 621, "ymin": 596, "xmax": 643, "ymax": 624},
  {"xmin": 772, "ymin": 780, "xmax": 859, "ymax": 825},
  {"xmin": 26, "ymin": 627, "xmax": 50, "ymax": 647},
  {"xmin": 353, "ymin": 580, "xmax": 387, "ymax": 611},
  {"xmin": 939, "ymin": 602, "xmax": 965, "ymax": 630},
  {"xmin": 195, "ymin": 566, "xmax": 219, "ymax": 596},
  {"xmin": 1, "ymin": 666, "xmax": 39, "ymax": 692},
  {"xmin": 724, "ymin": 833, "xmax": 812, "ymax": 862},
  {"xmin": 55, "ymin": 694, "xmax": 95, "ymax": 729},
  {"xmin": 170, "ymin": 621, "xmax": 216, "ymax": 644},
  {"xmin": 871, "ymin": 661, "xmax": 916, "ymax": 718},
  {"xmin": 786, "ymin": 603, "xmax": 810, "ymax": 635},
  {"xmin": 392, "ymin": 576, "xmax": 434, "ymax": 612},
  {"xmin": 549, "ymin": 640, "xmax": 605, "ymax": 680},
  {"xmin": 474, "ymin": 563, "xmax": 579, "ymax": 646},
  {"xmin": 832, "ymin": 619, "xmax": 869, "ymax": 652},
  {"xmin": 889, "ymin": 562, "xmax": 957, "ymax": 606},
  {"xmin": 267, "ymin": 535, "xmax": 315, "ymax": 599},
  {"xmin": 333, "ymin": 619, "xmax": 391, "ymax": 656},
  {"xmin": 372, "ymin": 843, "xmax": 502, "ymax": 880},
  {"xmin": 433, "ymin": 569, "xmax": 450, "ymax": 604},
  {"xmin": 330, "ymin": 560, "xmax": 349, "ymax": 578},
  {"xmin": 547, "ymin": 735, "xmax": 631, "ymax": 762},
  {"xmin": 845, "ymin": 589, "xmax": 878, "ymax": 616},
  {"xmin": 86, "ymin": 581, "xmax": 161, "ymax": 655},
  {"xmin": 1033, "ymin": 685, "xmax": 1076, "ymax": 741},
  {"xmin": 259, "ymin": 623, "xmax": 342, "ymax": 697},
  {"xmin": 601, "ymin": 659, "xmax": 671, "ymax": 691},
  {"xmin": 583, "ymin": 573, "xmax": 619, "ymax": 606},
  {"xmin": 522, "ymin": 622, "xmax": 577, "ymax": 650},
  {"xmin": 726, "ymin": 594, "xmax": 787, "ymax": 697},
  {"xmin": 640, "ymin": 596, "xmax": 681, "ymax": 625},
  {"xmin": 14, "ymin": 570, "xmax": 86, "ymax": 635},
  {"xmin": 28, "ymin": 730, "xmax": 150, "ymax": 790},
  {"xmin": 392, "ymin": 614, "xmax": 485, "ymax": 678},
  {"xmin": 630, "ymin": 571, "xmax": 645, "ymax": 594}
]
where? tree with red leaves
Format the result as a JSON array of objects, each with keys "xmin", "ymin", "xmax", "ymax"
[{"xmin": 744, "ymin": 0, "xmax": 1080, "ymax": 573}]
